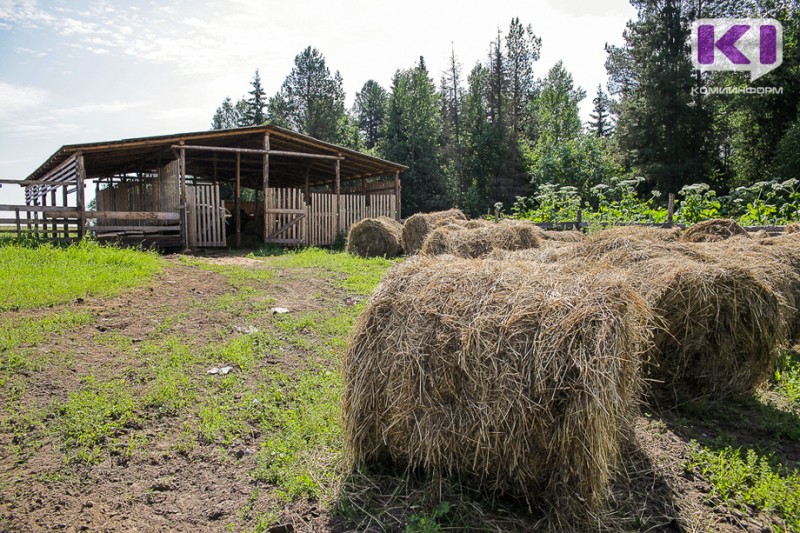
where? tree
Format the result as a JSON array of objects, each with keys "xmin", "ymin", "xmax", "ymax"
[
  {"xmin": 245, "ymin": 69, "xmax": 267, "ymax": 125},
  {"xmin": 530, "ymin": 61, "xmax": 585, "ymax": 150},
  {"xmin": 211, "ymin": 97, "xmax": 246, "ymax": 130},
  {"xmin": 353, "ymin": 80, "xmax": 388, "ymax": 150},
  {"xmin": 268, "ymin": 46, "xmax": 346, "ymax": 143},
  {"xmin": 606, "ymin": 0, "xmax": 709, "ymax": 193},
  {"xmin": 505, "ymin": 17, "xmax": 541, "ymax": 137},
  {"xmin": 588, "ymin": 85, "xmax": 614, "ymax": 137},
  {"xmin": 383, "ymin": 57, "xmax": 450, "ymax": 216},
  {"xmin": 440, "ymin": 46, "xmax": 466, "ymax": 203}
]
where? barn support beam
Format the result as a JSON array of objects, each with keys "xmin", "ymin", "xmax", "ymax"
[
  {"xmin": 335, "ymin": 157, "xmax": 341, "ymax": 236},
  {"xmin": 75, "ymin": 154, "xmax": 86, "ymax": 239},
  {"xmin": 262, "ymin": 133, "xmax": 270, "ymax": 244},
  {"xmin": 179, "ymin": 145, "xmax": 189, "ymax": 250},
  {"xmin": 235, "ymin": 151, "xmax": 241, "ymax": 248},
  {"xmin": 394, "ymin": 171, "xmax": 401, "ymax": 221}
]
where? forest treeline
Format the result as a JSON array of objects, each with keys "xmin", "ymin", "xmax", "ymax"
[{"xmin": 211, "ymin": 0, "xmax": 799, "ymax": 220}]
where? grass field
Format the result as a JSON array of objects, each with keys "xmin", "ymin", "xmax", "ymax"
[{"xmin": 0, "ymin": 240, "xmax": 798, "ymax": 532}]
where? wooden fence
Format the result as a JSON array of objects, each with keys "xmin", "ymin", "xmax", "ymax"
[{"xmin": 266, "ymin": 188, "xmax": 398, "ymax": 246}]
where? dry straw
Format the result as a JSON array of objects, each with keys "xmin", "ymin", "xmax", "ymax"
[
  {"xmin": 343, "ymin": 256, "xmax": 652, "ymax": 526},
  {"xmin": 562, "ymin": 228, "xmax": 782, "ymax": 398},
  {"xmin": 681, "ymin": 218, "xmax": 748, "ymax": 242},
  {"xmin": 400, "ymin": 209, "xmax": 467, "ymax": 254},
  {"xmin": 346, "ymin": 217, "xmax": 404, "ymax": 258},
  {"xmin": 420, "ymin": 219, "xmax": 540, "ymax": 258}
]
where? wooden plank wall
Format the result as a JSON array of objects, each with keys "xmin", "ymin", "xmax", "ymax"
[
  {"xmin": 266, "ymin": 188, "xmax": 307, "ymax": 245},
  {"xmin": 307, "ymin": 191, "xmax": 396, "ymax": 245},
  {"xmin": 187, "ymin": 184, "xmax": 225, "ymax": 247}
]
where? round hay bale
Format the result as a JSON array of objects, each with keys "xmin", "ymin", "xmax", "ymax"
[
  {"xmin": 420, "ymin": 219, "xmax": 540, "ymax": 258},
  {"xmin": 346, "ymin": 217, "xmax": 403, "ymax": 258},
  {"xmin": 540, "ymin": 229, "xmax": 585, "ymax": 242},
  {"xmin": 400, "ymin": 209, "xmax": 467, "ymax": 254},
  {"xmin": 567, "ymin": 233, "xmax": 708, "ymax": 267},
  {"xmin": 344, "ymin": 257, "xmax": 651, "ymax": 523},
  {"xmin": 627, "ymin": 256, "xmax": 781, "ymax": 398},
  {"xmin": 681, "ymin": 218, "xmax": 748, "ymax": 243},
  {"xmin": 784, "ymin": 222, "xmax": 800, "ymax": 234},
  {"xmin": 592, "ymin": 225, "xmax": 682, "ymax": 242},
  {"xmin": 695, "ymin": 238, "xmax": 800, "ymax": 343}
]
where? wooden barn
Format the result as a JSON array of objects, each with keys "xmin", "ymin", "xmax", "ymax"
[{"xmin": 0, "ymin": 126, "xmax": 405, "ymax": 248}]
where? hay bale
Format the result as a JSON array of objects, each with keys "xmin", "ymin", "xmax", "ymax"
[
  {"xmin": 697, "ymin": 238, "xmax": 800, "ymax": 343},
  {"xmin": 567, "ymin": 232, "xmax": 707, "ymax": 267},
  {"xmin": 419, "ymin": 219, "xmax": 540, "ymax": 258},
  {"xmin": 784, "ymin": 222, "xmax": 800, "ymax": 234},
  {"xmin": 346, "ymin": 217, "xmax": 403, "ymax": 258},
  {"xmin": 344, "ymin": 257, "xmax": 651, "ymax": 523},
  {"xmin": 681, "ymin": 218, "xmax": 748, "ymax": 242},
  {"xmin": 540, "ymin": 229, "xmax": 585, "ymax": 242},
  {"xmin": 400, "ymin": 209, "xmax": 467, "ymax": 254},
  {"xmin": 592, "ymin": 225, "xmax": 682, "ymax": 242},
  {"xmin": 624, "ymin": 256, "xmax": 781, "ymax": 398}
]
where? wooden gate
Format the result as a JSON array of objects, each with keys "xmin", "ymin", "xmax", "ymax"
[
  {"xmin": 265, "ymin": 188, "xmax": 307, "ymax": 245},
  {"xmin": 187, "ymin": 184, "xmax": 226, "ymax": 247}
]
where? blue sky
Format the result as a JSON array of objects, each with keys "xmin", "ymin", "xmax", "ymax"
[{"xmin": 0, "ymin": 0, "xmax": 636, "ymax": 205}]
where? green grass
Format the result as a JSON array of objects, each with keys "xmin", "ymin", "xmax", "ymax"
[
  {"xmin": 775, "ymin": 353, "xmax": 800, "ymax": 411},
  {"xmin": 0, "ymin": 312, "xmax": 93, "ymax": 377},
  {"xmin": 254, "ymin": 247, "xmax": 397, "ymax": 295},
  {"xmin": 686, "ymin": 441, "xmax": 800, "ymax": 531},
  {"xmin": 142, "ymin": 338, "xmax": 197, "ymax": 416},
  {"xmin": 0, "ymin": 240, "xmax": 162, "ymax": 311},
  {"xmin": 207, "ymin": 330, "xmax": 281, "ymax": 371},
  {"xmin": 251, "ymin": 368, "xmax": 342, "ymax": 500},
  {"xmin": 53, "ymin": 376, "xmax": 136, "ymax": 464}
]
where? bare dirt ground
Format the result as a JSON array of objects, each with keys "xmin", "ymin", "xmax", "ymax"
[{"xmin": 0, "ymin": 253, "xmax": 797, "ymax": 532}]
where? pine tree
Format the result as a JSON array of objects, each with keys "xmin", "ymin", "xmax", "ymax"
[
  {"xmin": 383, "ymin": 57, "xmax": 449, "ymax": 216},
  {"xmin": 505, "ymin": 18, "xmax": 541, "ymax": 136},
  {"xmin": 606, "ymin": 0, "xmax": 708, "ymax": 193},
  {"xmin": 588, "ymin": 85, "xmax": 614, "ymax": 137},
  {"xmin": 353, "ymin": 80, "xmax": 388, "ymax": 150},
  {"xmin": 268, "ymin": 47, "xmax": 346, "ymax": 143},
  {"xmin": 211, "ymin": 97, "xmax": 240, "ymax": 130},
  {"xmin": 245, "ymin": 70, "xmax": 267, "ymax": 125},
  {"xmin": 440, "ymin": 45, "xmax": 466, "ymax": 203}
]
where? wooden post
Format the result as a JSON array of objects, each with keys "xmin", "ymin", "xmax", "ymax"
[
  {"xmin": 262, "ymin": 133, "xmax": 270, "ymax": 244},
  {"xmin": 394, "ymin": 171, "xmax": 401, "ymax": 221},
  {"xmin": 576, "ymin": 209, "xmax": 582, "ymax": 230},
  {"xmin": 335, "ymin": 157, "xmax": 341, "ymax": 236},
  {"xmin": 363, "ymin": 178, "xmax": 370, "ymax": 209},
  {"xmin": 75, "ymin": 154, "xmax": 87, "ymax": 239},
  {"xmin": 15, "ymin": 208, "xmax": 21, "ymax": 239},
  {"xmin": 50, "ymin": 188, "xmax": 57, "ymax": 238},
  {"xmin": 235, "ymin": 152, "xmax": 241, "ymax": 248},
  {"xmin": 179, "ymin": 146, "xmax": 189, "ymax": 250},
  {"xmin": 62, "ymin": 184, "xmax": 69, "ymax": 238},
  {"xmin": 667, "ymin": 193, "xmax": 675, "ymax": 225}
]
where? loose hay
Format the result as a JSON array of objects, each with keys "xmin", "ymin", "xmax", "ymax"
[
  {"xmin": 681, "ymin": 218, "xmax": 748, "ymax": 242},
  {"xmin": 343, "ymin": 256, "xmax": 652, "ymax": 526},
  {"xmin": 540, "ymin": 229, "xmax": 585, "ymax": 242},
  {"xmin": 419, "ymin": 219, "xmax": 540, "ymax": 258},
  {"xmin": 566, "ymin": 231, "xmax": 707, "ymax": 267},
  {"xmin": 591, "ymin": 225, "xmax": 682, "ymax": 242},
  {"xmin": 346, "ymin": 217, "xmax": 403, "ymax": 258},
  {"xmin": 400, "ymin": 209, "xmax": 467, "ymax": 254}
]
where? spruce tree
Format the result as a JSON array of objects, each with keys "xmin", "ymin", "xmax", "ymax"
[
  {"xmin": 246, "ymin": 70, "xmax": 267, "ymax": 125},
  {"xmin": 353, "ymin": 80, "xmax": 388, "ymax": 150},
  {"xmin": 588, "ymin": 85, "xmax": 614, "ymax": 137}
]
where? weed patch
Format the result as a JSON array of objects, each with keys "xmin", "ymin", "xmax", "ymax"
[
  {"xmin": 686, "ymin": 441, "xmax": 800, "ymax": 531},
  {"xmin": 0, "ymin": 240, "xmax": 162, "ymax": 311}
]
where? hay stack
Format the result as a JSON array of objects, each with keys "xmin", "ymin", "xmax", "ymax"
[
  {"xmin": 400, "ymin": 209, "xmax": 467, "ymax": 254},
  {"xmin": 623, "ymin": 256, "xmax": 780, "ymax": 398},
  {"xmin": 540, "ymin": 229, "xmax": 585, "ymax": 242},
  {"xmin": 420, "ymin": 219, "xmax": 540, "ymax": 258},
  {"xmin": 344, "ymin": 257, "xmax": 651, "ymax": 523},
  {"xmin": 567, "ymin": 232, "xmax": 707, "ymax": 267},
  {"xmin": 346, "ymin": 217, "xmax": 403, "ymax": 258},
  {"xmin": 784, "ymin": 222, "xmax": 800, "ymax": 235},
  {"xmin": 697, "ymin": 237, "xmax": 800, "ymax": 343},
  {"xmin": 593, "ymin": 225, "xmax": 682, "ymax": 242},
  {"xmin": 681, "ymin": 218, "xmax": 748, "ymax": 242}
]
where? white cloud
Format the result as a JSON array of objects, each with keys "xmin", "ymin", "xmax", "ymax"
[
  {"xmin": 0, "ymin": 82, "xmax": 48, "ymax": 117},
  {"xmin": 15, "ymin": 46, "xmax": 45, "ymax": 57},
  {"xmin": 52, "ymin": 100, "xmax": 150, "ymax": 116}
]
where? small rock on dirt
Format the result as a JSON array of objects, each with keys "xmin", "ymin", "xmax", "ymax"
[{"xmin": 271, "ymin": 307, "xmax": 289, "ymax": 315}]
